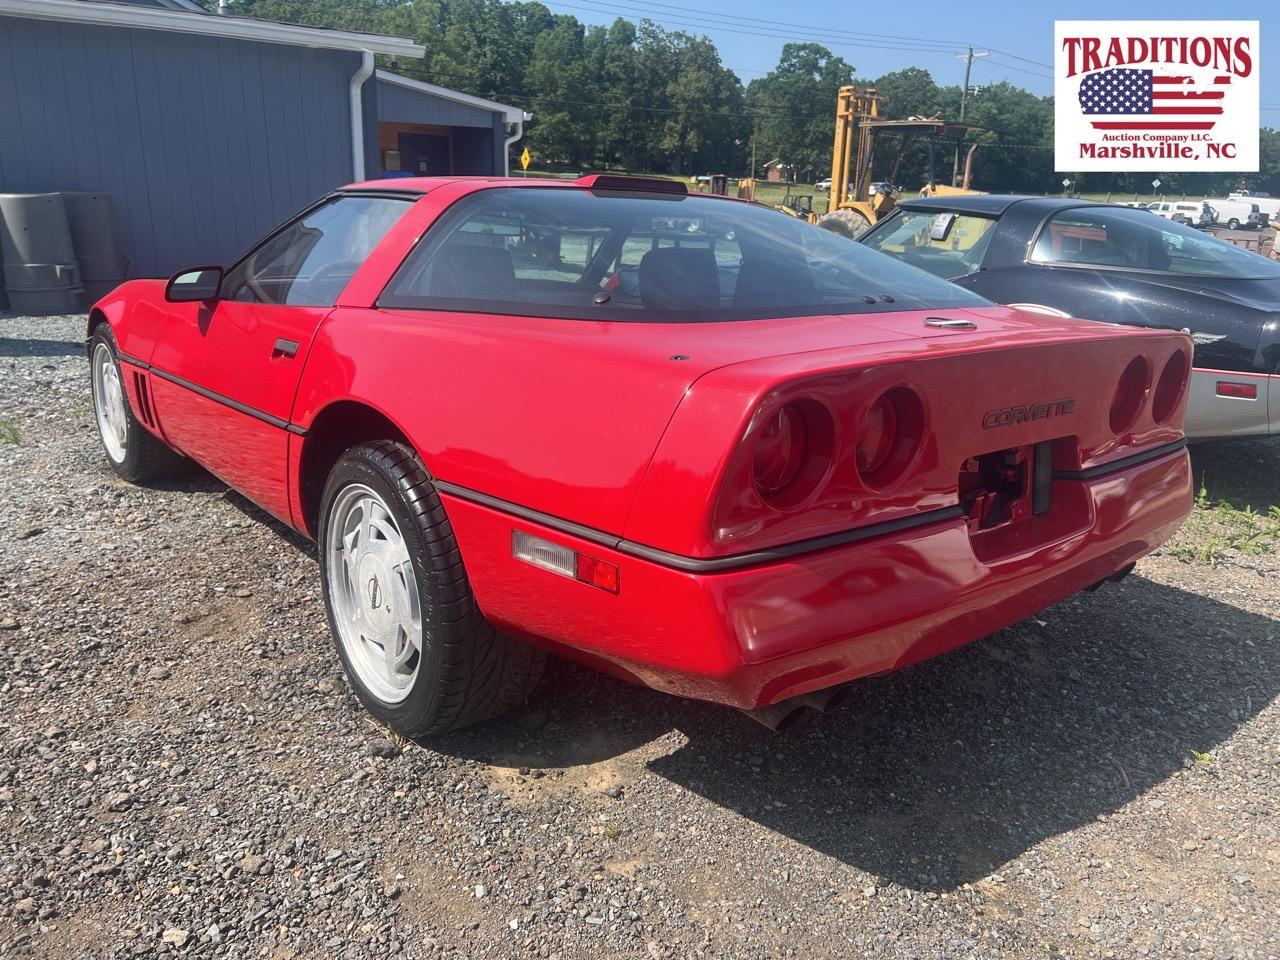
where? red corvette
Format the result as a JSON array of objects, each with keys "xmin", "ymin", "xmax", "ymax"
[{"xmin": 87, "ymin": 175, "xmax": 1193, "ymax": 734}]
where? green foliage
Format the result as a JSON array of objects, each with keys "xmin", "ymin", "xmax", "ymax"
[
  {"xmin": 1165, "ymin": 488, "xmax": 1280, "ymax": 565},
  {"xmin": 745, "ymin": 43, "xmax": 854, "ymax": 180},
  {"xmin": 0, "ymin": 420, "xmax": 17, "ymax": 445}
]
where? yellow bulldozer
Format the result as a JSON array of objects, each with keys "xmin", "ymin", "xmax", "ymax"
[{"xmin": 773, "ymin": 85, "xmax": 985, "ymax": 236}]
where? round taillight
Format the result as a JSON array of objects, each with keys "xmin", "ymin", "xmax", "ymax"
[
  {"xmin": 750, "ymin": 399, "xmax": 837, "ymax": 508},
  {"xmin": 1110, "ymin": 356, "xmax": 1152, "ymax": 434},
  {"xmin": 856, "ymin": 386, "xmax": 925, "ymax": 489},
  {"xmin": 753, "ymin": 404, "xmax": 807, "ymax": 498},
  {"xmin": 856, "ymin": 393, "xmax": 897, "ymax": 475},
  {"xmin": 1152, "ymin": 349, "xmax": 1190, "ymax": 424}
]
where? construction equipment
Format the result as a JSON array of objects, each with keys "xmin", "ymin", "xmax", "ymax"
[
  {"xmin": 779, "ymin": 193, "xmax": 814, "ymax": 218},
  {"xmin": 820, "ymin": 85, "xmax": 983, "ymax": 235}
]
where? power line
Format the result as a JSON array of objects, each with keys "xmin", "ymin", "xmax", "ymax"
[
  {"xmin": 542, "ymin": 0, "xmax": 1058, "ymax": 91},
  {"xmin": 541, "ymin": 0, "xmax": 1058, "ymax": 81},
  {"xmin": 984, "ymin": 47, "xmax": 1053, "ymax": 70},
  {"xmin": 543, "ymin": 0, "xmax": 972, "ymax": 52},
  {"xmin": 541, "ymin": 0, "xmax": 969, "ymax": 56},
  {"xmin": 980, "ymin": 56, "xmax": 1052, "ymax": 81},
  {"xmin": 395, "ymin": 69, "xmax": 832, "ymax": 120}
]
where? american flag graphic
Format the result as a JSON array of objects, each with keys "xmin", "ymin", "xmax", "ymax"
[{"xmin": 1078, "ymin": 67, "xmax": 1229, "ymax": 131}]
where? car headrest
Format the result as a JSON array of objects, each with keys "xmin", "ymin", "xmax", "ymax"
[
  {"xmin": 732, "ymin": 251, "xmax": 815, "ymax": 307},
  {"xmin": 424, "ymin": 244, "xmax": 516, "ymax": 300},
  {"xmin": 639, "ymin": 247, "xmax": 720, "ymax": 312}
]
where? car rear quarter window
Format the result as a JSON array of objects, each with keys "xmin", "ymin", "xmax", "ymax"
[
  {"xmin": 1030, "ymin": 207, "xmax": 1280, "ymax": 279},
  {"xmin": 378, "ymin": 187, "xmax": 989, "ymax": 322},
  {"xmin": 859, "ymin": 210, "xmax": 998, "ymax": 281}
]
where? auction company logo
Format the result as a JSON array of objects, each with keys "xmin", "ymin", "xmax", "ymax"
[{"xmin": 1054, "ymin": 21, "xmax": 1259, "ymax": 172}]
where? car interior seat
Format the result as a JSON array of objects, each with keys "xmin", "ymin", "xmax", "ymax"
[
  {"xmin": 639, "ymin": 247, "xmax": 721, "ymax": 311},
  {"xmin": 421, "ymin": 245, "xmax": 517, "ymax": 300}
]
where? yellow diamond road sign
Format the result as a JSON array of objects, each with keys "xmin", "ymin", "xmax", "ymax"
[{"xmin": 520, "ymin": 147, "xmax": 531, "ymax": 171}]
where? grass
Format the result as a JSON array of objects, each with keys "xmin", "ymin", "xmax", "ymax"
[
  {"xmin": 1166, "ymin": 483, "xmax": 1280, "ymax": 565},
  {"xmin": 0, "ymin": 420, "xmax": 17, "ymax": 445}
]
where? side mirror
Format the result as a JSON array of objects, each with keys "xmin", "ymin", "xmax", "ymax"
[{"xmin": 165, "ymin": 266, "xmax": 223, "ymax": 303}]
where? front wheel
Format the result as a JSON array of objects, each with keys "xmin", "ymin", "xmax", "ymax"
[
  {"xmin": 88, "ymin": 327, "xmax": 187, "ymax": 483},
  {"xmin": 1227, "ymin": 218, "xmax": 1240, "ymax": 230},
  {"xmin": 318, "ymin": 441, "xmax": 544, "ymax": 737}
]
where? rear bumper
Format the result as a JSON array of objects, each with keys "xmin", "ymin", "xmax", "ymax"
[{"xmin": 443, "ymin": 447, "xmax": 1192, "ymax": 710}]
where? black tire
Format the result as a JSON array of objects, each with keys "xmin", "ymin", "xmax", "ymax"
[
  {"xmin": 817, "ymin": 208, "xmax": 872, "ymax": 239},
  {"xmin": 88, "ymin": 326, "xmax": 188, "ymax": 483},
  {"xmin": 1227, "ymin": 218, "xmax": 1240, "ymax": 230},
  {"xmin": 318, "ymin": 441, "xmax": 545, "ymax": 737}
]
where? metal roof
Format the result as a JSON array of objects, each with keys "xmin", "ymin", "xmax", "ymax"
[
  {"xmin": 375, "ymin": 70, "xmax": 530, "ymax": 125},
  {"xmin": 0, "ymin": 0, "xmax": 425, "ymax": 57}
]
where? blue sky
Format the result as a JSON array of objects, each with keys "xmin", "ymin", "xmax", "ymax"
[{"xmin": 541, "ymin": 1, "xmax": 1276, "ymax": 118}]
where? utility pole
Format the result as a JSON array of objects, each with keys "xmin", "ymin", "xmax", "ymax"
[{"xmin": 952, "ymin": 46, "xmax": 989, "ymax": 186}]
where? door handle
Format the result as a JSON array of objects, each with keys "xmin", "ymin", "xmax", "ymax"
[{"xmin": 272, "ymin": 338, "xmax": 299, "ymax": 359}]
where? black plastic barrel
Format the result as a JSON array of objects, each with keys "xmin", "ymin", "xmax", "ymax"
[
  {"xmin": 62, "ymin": 191, "xmax": 128, "ymax": 302},
  {"xmin": 0, "ymin": 193, "xmax": 84, "ymax": 314}
]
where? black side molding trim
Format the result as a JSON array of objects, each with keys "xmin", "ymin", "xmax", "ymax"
[
  {"xmin": 433, "ymin": 481, "xmax": 621, "ymax": 551},
  {"xmin": 616, "ymin": 507, "xmax": 966, "ymax": 572},
  {"xmin": 434, "ymin": 479, "xmax": 966, "ymax": 573},
  {"xmin": 1052, "ymin": 439, "xmax": 1187, "ymax": 481},
  {"xmin": 146, "ymin": 367, "xmax": 308, "ymax": 437},
  {"xmin": 115, "ymin": 349, "xmax": 150, "ymax": 370}
]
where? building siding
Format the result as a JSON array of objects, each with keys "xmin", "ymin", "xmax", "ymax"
[{"xmin": 0, "ymin": 16, "xmax": 362, "ymax": 278}]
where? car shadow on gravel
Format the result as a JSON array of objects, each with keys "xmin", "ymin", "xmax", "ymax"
[
  {"xmin": 444, "ymin": 575, "xmax": 1278, "ymax": 893},
  {"xmin": 0, "ymin": 336, "xmax": 85, "ymax": 358}
]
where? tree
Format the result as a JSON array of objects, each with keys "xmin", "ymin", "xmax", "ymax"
[
  {"xmin": 523, "ymin": 15, "xmax": 595, "ymax": 165},
  {"xmin": 583, "ymin": 19, "xmax": 640, "ymax": 170},
  {"xmin": 746, "ymin": 44, "xmax": 855, "ymax": 180},
  {"xmin": 959, "ymin": 82, "xmax": 1053, "ymax": 193}
]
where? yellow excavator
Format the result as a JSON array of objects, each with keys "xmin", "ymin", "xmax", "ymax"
[{"xmin": 817, "ymin": 85, "xmax": 984, "ymax": 235}]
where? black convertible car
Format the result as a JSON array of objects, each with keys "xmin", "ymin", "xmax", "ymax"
[{"xmin": 859, "ymin": 196, "xmax": 1280, "ymax": 440}]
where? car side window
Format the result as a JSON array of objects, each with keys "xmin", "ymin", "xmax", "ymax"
[
  {"xmin": 222, "ymin": 195, "xmax": 411, "ymax": 307},
  {"xmin": 859, "ymin": 210, "xmax": 997, "ymax": 280},
  {"xmin": 1031, "ymin": 207, "xmax": 1280, "ymax": 279}
]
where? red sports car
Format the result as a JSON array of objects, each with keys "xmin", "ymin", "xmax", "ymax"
[{"xmin": 87, "ymin": 175, "xmax": 1194, "ymax": 734}]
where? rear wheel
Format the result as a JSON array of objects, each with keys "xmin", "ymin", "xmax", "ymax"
[
  {"xmin": 318, "ymin": 441, "xmax": 544, "ymax": 737},
  {"xmin": 1227, "ymin": 218, "xmax": 1241, "ymax": 230},
  {"xmin": 88, "ymin": 327, "xmax": 187, "ymax": 483}
]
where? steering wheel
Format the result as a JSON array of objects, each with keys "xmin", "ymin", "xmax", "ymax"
[
  {"xmin": 312, "ymin": 259, "xmax": 362, "ymax": 282},
  {"xmin": 303, "ymin": 260, "xmax": 364, "ymax": 301}
]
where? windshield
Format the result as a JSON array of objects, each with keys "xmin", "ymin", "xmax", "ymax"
[
  {"xmin": 378, "ymin": 187, "xmax": 990, "ymax": 321},
  {"xmin": 859, "ymin": 209, "xmax": 998, "ymax": 280},
  {"xmin": 1031, "ymin": 207, "xmax": 1280, "ymax": 279}
]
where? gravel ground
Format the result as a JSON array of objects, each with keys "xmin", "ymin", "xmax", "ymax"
[{"xmin": 1, "ymin": 313, "xmax": 1277, "ymax": 960}]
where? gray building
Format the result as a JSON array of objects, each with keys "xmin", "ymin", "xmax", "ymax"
[{"xmin": 0, "ymin": 0, "xmax": 529, "ymax": 280}]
